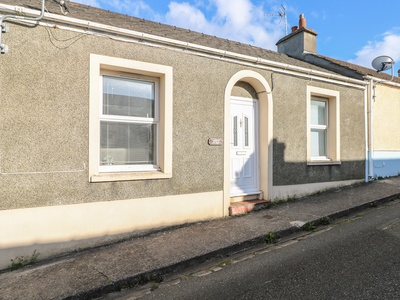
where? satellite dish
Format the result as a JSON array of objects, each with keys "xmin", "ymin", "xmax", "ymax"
[{"xmin": 371, "ymin": 55, "xmax": 395, "ymax": 72}]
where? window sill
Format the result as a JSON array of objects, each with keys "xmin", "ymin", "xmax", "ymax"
[
  {"xmin": 90, "ymin": 171, "xmax": 172, "ymax": 182},
  {"xmin": 307, "ymin": 160, "xmax": 341, "ymax": 166}
]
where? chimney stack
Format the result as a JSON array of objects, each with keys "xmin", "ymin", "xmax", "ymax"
[{"xmin": 276, "ymin": 13, "xmax": 317, "ymax": 58}]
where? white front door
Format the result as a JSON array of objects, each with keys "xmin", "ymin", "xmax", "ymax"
[{"xmin": 230, "ymin": 97, "xmax": 259, "ymax": 196}]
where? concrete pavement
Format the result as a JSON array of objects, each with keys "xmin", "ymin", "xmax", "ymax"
[{"xmin": 1, "ymin": 177, "xmax": 400, "ymax": 299}]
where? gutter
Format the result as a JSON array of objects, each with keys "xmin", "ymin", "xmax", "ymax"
[
  {"xmin": 0, "ymin": 3, "xmax": 367, "ymax": 89},
  {"xmin": 364, "ymin": 75, "xmax": 400, "ymax": 88}
]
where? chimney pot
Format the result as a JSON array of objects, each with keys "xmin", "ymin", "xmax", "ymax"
[
  {"xmin": 398, "ymin": 69, "xmax": 400, "ymax": 77},
  {"xmin": 291, "ymin": 26, "xmax": 298, "ymax": 32},
  {"xmin": 299, "ymin": 14, "xmax": 306, "ymax": 28}
]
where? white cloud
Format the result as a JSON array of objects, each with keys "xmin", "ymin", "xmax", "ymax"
[
  {"xmin": 162, "ymin": 0, "xmax": 285, "ymax": 50},
  {"xmin": 212, "ymin": 0, "xmax": 253, "ymax": 28},
  {"xmin": 165, "ymin": 2, "xmax": 211, "ymax": 32},
  {"xmin": 348, "ymin": 29, "xmax": 400, "ymax": 69}
]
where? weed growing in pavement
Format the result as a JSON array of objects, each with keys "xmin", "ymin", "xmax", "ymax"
[
  {"xmin": 137, "ymin": 273, "xmax": 164, "ymax": 286},
  {"xmin": 10, "ymin": 250, "xmax": 40, "ymax": 270},
  {"xmin": 319, "ymin": 217, "xmax": 332, "ymax": 225},
  {"xmin": 286, "ymin": 194, "xmax": 297, "ymax": 202},
  {"xmin": 271, "ymin": 194, "xmax": 297, "ymax": 206},
  {"xmin": 265, "ymin": 231, "xmax": 278, "ymax": 244},
  {"xmin": 302, "ymin": 222, "xmax": 316, "ymax": 231},
  {"xmin": 148, "ymin": 273, "xmax": 163, "ymax": 283}
]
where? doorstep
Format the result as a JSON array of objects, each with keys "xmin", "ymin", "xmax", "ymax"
[{"xmin": 229, "ymin": 199, "xmax": 270, "ymax": 216}]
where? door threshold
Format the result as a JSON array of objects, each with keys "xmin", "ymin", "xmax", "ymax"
[{"xmin": 230, "ymin": 192, "xmax": 263, "ymax": 203}]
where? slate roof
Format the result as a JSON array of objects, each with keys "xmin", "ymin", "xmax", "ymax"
[
  {"xmin": 0, "ymin": 0, "xmax": 338, "ymax": 74},
  {"xmin": 303, "ymin": 53, "xmax": 400, "ymax": 84}
]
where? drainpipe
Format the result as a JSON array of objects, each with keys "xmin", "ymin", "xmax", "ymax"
[
  {"xmin": 0, "ymin": 0, "xmax": 46, "ymax": 54},
  {"xmin": 368, "ymin": 78, "xmax": 375, "ymax": 180},
  {"xmin": 364, "ymin": 83, "xmax": 369, "ymax": 182}
]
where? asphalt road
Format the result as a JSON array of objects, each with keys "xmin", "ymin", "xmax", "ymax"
[{"xmin": 104, "ymin": 200, "xmax": 400, "ymax": 300}]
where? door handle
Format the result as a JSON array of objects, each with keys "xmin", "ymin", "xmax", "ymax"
[{"xmin": 236, "ymin": 151, "xmax": 247, "ymax": 155}]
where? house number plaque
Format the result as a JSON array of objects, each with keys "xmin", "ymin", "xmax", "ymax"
[{"xmin": 208, "ymin": 138, "xmax": 223, "ymax": 146}]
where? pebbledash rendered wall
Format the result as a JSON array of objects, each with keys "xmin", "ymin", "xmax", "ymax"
[
  {"xmin": 0, "ymin": 17, "xmax": 365, "ymax": 268},
  {"xmin": 272, "ymin": 76, "xmax": 365, "ymax": 186}
]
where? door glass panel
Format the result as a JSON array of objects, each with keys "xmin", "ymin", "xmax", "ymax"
[
  {"xmin": 233, "ymin": 116, "xmax": 238, "ymax": 147},
  {"xmin": 244, "ymin": 116, "xmax": 249, "ymax": 147}
]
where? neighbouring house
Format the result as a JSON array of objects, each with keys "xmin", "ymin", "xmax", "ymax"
[
  {"xmin": 277, "ymin": 14, "xmax": 400, "ymax": 179},
  {"xmin": 0, "ymin": 1, "xmax": 367, "ymax": 268}
]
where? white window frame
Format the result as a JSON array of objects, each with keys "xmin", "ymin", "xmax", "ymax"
[
  {"xmin": 99, "ymin": 72, "xmax": 160, "ymax": 172},
  {"xmin": 307, "ymin": 86, "xmax": 340, "ymax": 165},
  {"xmin": 89, "ymin": 54, "xmax": 173, "ymax": 182}
]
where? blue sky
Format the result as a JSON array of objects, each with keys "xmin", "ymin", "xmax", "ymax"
[{"xmin": 73, "ymin": 0, "xmax": 400, "ymax": 69}]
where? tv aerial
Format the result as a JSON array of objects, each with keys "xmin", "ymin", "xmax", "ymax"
[{"xmin": 266, "ymin": 5, "xmax": 288, "ymax": 35}]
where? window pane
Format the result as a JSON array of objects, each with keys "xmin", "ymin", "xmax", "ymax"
[
  {"xmin": 100, "ymin": 121, "xmax": 156, "ymax": 165},
  {"xmin": 103, "ymin": 76, "xmax": 155, "ymax": 118},
  {"xmin": 311, "ymin": 100, "xmax": 326, "ymax": 125},
  {"xmin": 311, "ymin": 128, "xmax": 326, "ymax": 157}
]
